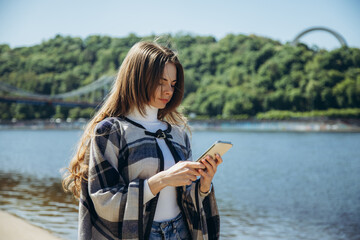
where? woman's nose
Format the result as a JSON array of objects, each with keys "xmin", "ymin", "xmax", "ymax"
[{"xmin": 163, "ymin": 83, "xmax": 174, "ymax": 95}]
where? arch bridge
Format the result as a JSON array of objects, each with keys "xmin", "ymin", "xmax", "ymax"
[{"xmin": 291, "ymin": 26, "xmax": 348, "ymax": 48}]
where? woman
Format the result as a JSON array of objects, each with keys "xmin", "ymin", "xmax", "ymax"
[{"xmin": 63, "ymin": 41, "xmax": 221, "ymax": 240}]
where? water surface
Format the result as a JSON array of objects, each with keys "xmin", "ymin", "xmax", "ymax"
[{"xmin": 0, "ymin": 129, "xmax": 359, "ymax": 240}]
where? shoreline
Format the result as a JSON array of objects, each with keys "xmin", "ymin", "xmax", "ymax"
[
  {"xmin": 0, "ymin": 210, "xmax": 64, "ymax": 240},
  {"xmin": 189, "ymin": 118, "xmax": 360, "ymax": 132},
  {"xmin": 0, "ymin": 118, "xmax": 360, "ymax": 132}
]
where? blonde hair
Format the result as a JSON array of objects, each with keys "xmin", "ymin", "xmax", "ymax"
[{"xmin": 62, "ymin": 41, "xmax": 186, "ymax": 198}]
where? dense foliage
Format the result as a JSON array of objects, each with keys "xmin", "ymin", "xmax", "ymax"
[{"xmin": 0, "ymin": 33, "xmax": 359, "ymax": 120}]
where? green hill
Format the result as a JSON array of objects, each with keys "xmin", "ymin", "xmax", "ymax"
[{"xmin": 0, "ymin": 33, "xmax": 359, "ymax": 120}]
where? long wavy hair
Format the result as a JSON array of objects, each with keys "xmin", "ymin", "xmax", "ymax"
[{"xmin": 62, "ymin": 41, "xmax": 186, "ymax": 199}]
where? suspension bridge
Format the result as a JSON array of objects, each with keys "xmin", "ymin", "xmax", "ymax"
[{"xmin": 0, "ymin": 75, "xmax": 115, "ymax": 108}]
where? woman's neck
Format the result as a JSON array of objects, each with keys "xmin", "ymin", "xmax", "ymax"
[{"xmin": 127, "ymin": 105, "xmax": 159, "ymax": 122}]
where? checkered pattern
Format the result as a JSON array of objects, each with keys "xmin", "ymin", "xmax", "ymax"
[{"xmin": 78, "ymin": 117, "xmax": 220, "ymax": 239}]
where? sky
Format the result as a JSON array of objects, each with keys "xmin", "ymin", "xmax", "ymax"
[{"xmin": 0, "ymin": 0, "xmax": 359, "ymax": 50}]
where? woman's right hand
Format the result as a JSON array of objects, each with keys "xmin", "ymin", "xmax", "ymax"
[{"xmin": 148, "ymin": 161, "xmax": 205, "ymax": 195}]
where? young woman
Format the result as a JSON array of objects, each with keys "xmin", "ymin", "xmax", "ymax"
[{"xmin": 63, "ymin": 41, "xmax": 221, "ymax": 240}]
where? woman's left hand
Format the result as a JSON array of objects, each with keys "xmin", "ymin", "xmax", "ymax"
[{"xmin": 198, "ymin": 153, "xmax": 223, "ymax": 193}]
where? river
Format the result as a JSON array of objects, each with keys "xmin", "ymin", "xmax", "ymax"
[{"xmin": 0, "ymin": 129, "xmax": 359, "ymax": 240}]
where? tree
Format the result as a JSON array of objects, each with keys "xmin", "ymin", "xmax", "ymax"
[{"xmin": 0, "ymin": 33, "xmax": 359, "ymax": 120}]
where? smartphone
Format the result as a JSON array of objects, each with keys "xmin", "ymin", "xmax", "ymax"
[{"xmin": 196, "ymin": 141, "xmax": 233, "ymax": 162}]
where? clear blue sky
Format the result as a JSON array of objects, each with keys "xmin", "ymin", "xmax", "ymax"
[{"xmin": 0, "ymin": 0, "xmax": 359, "ymax": 50}]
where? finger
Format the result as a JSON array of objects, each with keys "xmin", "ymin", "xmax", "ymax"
[
  {"xmin": 186, "ymin": 161, "xmax": 206, "ymax": 169},
  {"xmin": 205, "ymin": 155, "xmax": 217, "ymax": 170},
  {"xmin": 187, "ymin": 167, "xmax": 202, "ymax": 176},
  {"xmin": 204, "ymin": 156, "xmax": 217, "ymax": 172},
  {"xmin": 188, "ymin": 174, "xmax": 198, "ymax": 181},
  {"xmin": 201, "ymin": 159, "xmax": 215, "ymax": 175},
  {"xmin": 186, "ymin": 179, "xmax": 192, "ymax": 185},
  {"xmin": 215, "ymin": 153, "xmax": 223, "ymax": 165},
  {"xmin": 199, "ymin": 169, "xmax": 211, "ymax": 179}
]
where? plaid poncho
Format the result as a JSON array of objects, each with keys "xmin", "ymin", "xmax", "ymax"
[{"xmin": 78, "ymin": 117, "xmax": 220, "ymax": 240}]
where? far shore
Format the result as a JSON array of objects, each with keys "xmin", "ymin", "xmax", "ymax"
[
  {"xmin": 0, "ymin": 210, "xmax": 64, "ymax": 240},
  {"xmin": 0, "ymin": 118, "xmax": 360, "ymax": 132}
]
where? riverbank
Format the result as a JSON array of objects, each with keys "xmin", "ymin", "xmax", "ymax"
[
  {"xmin": 190, "ymin": 118, "xmax": 360, "ymax": 132},
  {"xmin": 0, "ymin": 210, "xmax": 64, "ymax": 240},
  {"xmin": 1, "ymin": 118, "xmax": 360, "ymax": 132}
]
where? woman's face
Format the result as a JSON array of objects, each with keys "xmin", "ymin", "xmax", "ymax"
[{"xmin": 149, "ymin": 62, "xmax": 177, "ymax": 109}]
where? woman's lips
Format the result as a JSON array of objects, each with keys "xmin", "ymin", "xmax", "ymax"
[{"xmin": 160, "ymin": 98, "xmax": 169, "ymax": 104}]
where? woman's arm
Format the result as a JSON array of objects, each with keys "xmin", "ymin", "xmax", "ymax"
[
  {"xmin": 87, "ymin": 120, "xmax": 142, "ymax": 225},
  {"xmin": 147, "ymin": 161, "xmax": 205, "ymax": 195}
]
